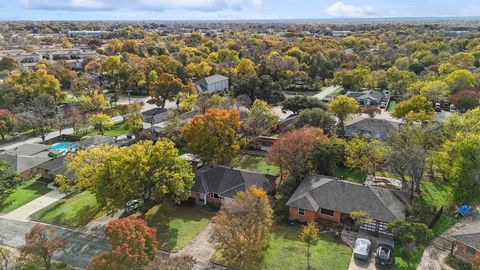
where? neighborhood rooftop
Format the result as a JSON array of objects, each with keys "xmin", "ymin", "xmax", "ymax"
[{"xmin": 451, "ymin": 220, "xmax": 480, "ymax": 250}]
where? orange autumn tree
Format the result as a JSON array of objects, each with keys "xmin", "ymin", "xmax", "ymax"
[
  {"xmin": 20, "ymin": 224, "xmax": 65, "ymax": 270},
  {"xmin": 182, "ymin": 108, "xmax": 241, "ymax": 164},
  {"xmin": 88, "ymin": 218, "xmax": 157, "ymax": 270}
]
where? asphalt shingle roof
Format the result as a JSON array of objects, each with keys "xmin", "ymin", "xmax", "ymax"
[
  {"xmin": 0, "ymin": 154, "xmax": 51, "ymax": 173},
  {"xmin": 452, "ymin": 220, "xmax": 480, "ymax": 250},
  {"xmin": 345, "ymin": 116, "xmax": 401, "ymax": 134},
  {"xmin": 192, "ymin": 165, "xmax": 276, "ymax": 199},
  {"xmin": 286, "ymin": 175, "xmax": 410, "ymax": 223},
  {"xmin": 5, "ymin": 143, "xmax": 50, "ymax": 156}
]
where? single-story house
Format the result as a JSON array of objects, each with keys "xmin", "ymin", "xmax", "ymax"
[
  {"xmin": 190, "ymin": 165, "xmax": 277, "ymax": 206},
  {"xmin": 452, "ymin": 220, "xmax": 480, "ymax": 264},
  {"xmin": 345, "ymin": 90, "xmax": 385, "ymax": 106},
  {"xmin": 286, "ymin": 175, "xmax": 410, "ymax": 235},
  {"xmin": 344, "ymin": 115, "xmax": 401, "ymax": 140},
  {"xmin": 142, "ymin": 108, "xmax": 169, "ymax": 125},
  {"xmin": 76, "ymin": 135, "xmax": 114, "ymax": 149},
  {"xmin": 194, "ymin": 74, "xmax": 229, "ymax": 95},
  {"xmin": 37, "ymin": 156, "xmax": 76, "ymax": 180},
  {"xmin": 277, "ymin": 114, "xmax": 298, "ymax": 133},
  {"xmin": 0, "ymin": 153, "xmax": 51, "ymax": 179},
  {"xmin": 4, "ymin": 143, "xmax": 50, "ymax": 156}
]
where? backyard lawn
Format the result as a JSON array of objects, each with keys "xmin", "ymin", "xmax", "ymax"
[
  {"xmin": 30, "ymin": 191, "xmax": 105, "ymax": 227},
  {"xmin": 421, "ymin": 181, "xmax": 457, "ymax": 236},
  {"xmin": 394, "ymin": 243, "xmax": 424, "ymax": 270},
  {"xmin": 231, "ymin": 154, "xmax": 280, "ymax": 175},
  {"xmin": 0, "ymin": 178, "xmax": 52, "ymax": 213},
  {"xmin": 387, "ymin": 101, "xmax": 397, "ymax": 112},
  {"xmin": 145, "ymin": 204, "xmax": 213, "ymax": 252},
  {"xmin": 212, "ymin": 224, "xmax": 352, "ymax": 270},
  {"xmin": 332, "ymin": 167, "xmax": 366, "ymax": 183}
]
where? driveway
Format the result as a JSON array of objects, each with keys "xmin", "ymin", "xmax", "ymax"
[
  {"xmin": 175, "ymin": 223, "xmax": 217, "ymax": 270},
  {"xmin": 1, "ymin": 183, "xmax": 67, "ymax": 222},
  {"xmin": 0, "ymin": 218, "xmax": 108, "ymax": 268}
]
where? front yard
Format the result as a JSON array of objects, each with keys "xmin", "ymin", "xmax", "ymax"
[
  {"xmin": 231, "ymin": 154, "xmax": 280, "ymax": 175},
  {"xmin": 0, "ymin": 178, "xmax": 52, "ymax": 213},
  {"xmin": 145, "ymin": 204, "xmax": 213, "ymax": 252},
  {"xmin": 212, "ymin": 224, "xmax": 352, "ymax": 270},
  {"xmin": 30, "ymin": 191, "xmax": 105, "ymax": 227}
]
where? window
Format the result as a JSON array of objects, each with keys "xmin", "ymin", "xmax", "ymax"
[
  {"xmin": 320, "ymin": 208, "xmax": 334, "ymax": 216},
  {"xmin": 298, "ymin": 208, "xmax": 305, "ymax": 216},
  {"xmin": 210, "ymin": 193, "xmax": 222, "ymax": 199}
]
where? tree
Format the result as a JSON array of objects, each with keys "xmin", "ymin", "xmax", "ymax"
[
  {"xmin": 290, "ymin": 108, "xmax": 335, "ymax": 134},
  {"xmin": 236, "ymin": 58, "xmax": 256, "ymax": 76},
  {"xmin": 164, "ymin": 112, "xmax": 184, "ymax": 144},
  {"xmin": 386, "ymin": 220, "xmax": 432, "ymax": 256},
  {"xmin": 444, "ymin": 69, "xmax": 475, "ymax": 92},
  {"xmin": 313, "ymin": 140, "xmax": 344, "ymax": 176},
  {"xmin": 20, "ymin": 224, "xmax": 65, "ymax": 270},
  {"xmin": 300, "ymin": 223, "xmax": 319, "ymax": 270},
  {"xmin": 243, "ymin": 99, "xmax": 278, "ymax": 136},
  {"xmin": 87, "ymin": 253, "xmax": 128, "ymax": 270},
  {"xmin": 79, "ymin": 94, "xmax": 108, "ymax": 113},
  {"xmin": 212, "ymin": 187, "xmax": 273, "ymax": 268},
  {"xmin": 473, "ymin": 253, "xmax": 480, "ymax": 270},
  {"xmin": 71, "ymin": 75, "xmax": 101, "ymax": 98},
  {"xmin": 345, "ymin": 135, "xmax": 385, "ymax": 176},
  {"xmin": 58, "ymin": 140, "xmax": 194, "ymax": 212},
  {"xmin": 231, "ymin": 74, "xmax": 284, "ymax": 104},
  {"xmin": 392, "ymin": 95, "xmax": 434, "ymax": 122},
  {"xmin": 62, "ymin": 37, "xmax": 72, "ymax": 48},
  {"xmin": 0, "ymin": 161, "xmax": 21, "ymax": 206},
  {"xmin": 327, "ymin": 95, "xmax": 359, "ymax": 133},
  {"xmin": 267, "ymin": 128, "xmax": 328, "ymax": 191},
  {"xmin": 146, "ymin": 255, "xmax": 197, "ymax": 270},
  {"xmin": 182, "ymin": 109, "xmax": 241, "ymax": 164},
  {"xmin": 89, "ymin": 113, "xmax": 113, "ymax": 135},
  {"xmin": 0, "ymin": 109, "xmax": 15, "ymax": 140},
  {"xmin": 386, "ymin": 67, "xmax": 416, "ymax": 96},
  {"xmin": 0, "ymin": 247, "xmax": 15, "ymax": 270},
  {"xmin": 103, "ymin": 56, "xmax": 121, "ymax": 89},
  {"xmin": 124, "ymin": 103, "xmax": 143, "ymax": 134},
  {"xmin": 17, "ymin": 95, "xmax": 57, "ymax": 141},
  {"xmin": 0, "ymin": 55, "xmax": 20, "ymax": 71},
  {"xmin": 149, "ymin": 73, "xmax": 184, "ymax": 108},
  {"xmin": 451, "ymin": 90, "xmax": 480, "ymax": 112},
  {"xmin": 282, "ymin": 96, "xmax": 327, "ymax": 115},
  {"xmin": 350, "ymin": 210, "xmax": 371, "ymax": 231},
  {"xmin": 101, "ymin": 218, "xmax": 157, "ymax": 269}
]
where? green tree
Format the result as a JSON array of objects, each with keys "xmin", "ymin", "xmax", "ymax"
[
  {"xmin": 149, "ymin": 73, "xmax": 184, "ymax": 108},
  {"xmin": 89, "ymin": 113, "xmax": 113, "ymax": 135},
  {"xmin": 345, "ymin": 135, "xmax": 384, "ymax": 176},
  {"xmin": 313, "ymin": 140, "xmax": 344, "ymax": 176},
  {"xmin": 350, "ymin": 210, "xmax": 371, "ymax": 231},
  {"xmin": 212, "ymin": 187, "xmax": 273, "ymax": 268},
  {"xmin": 392, "ymin": 95, "xmax": 434, "ymax": 122},
  {"xmin": 386, "ymin": 220, "xmax": 432, "ymax": 256},
  {"xmin": 444, "ymin": 69, "xmax": 475, "ymax": 92},
  {"xmin": 290, "ymin": 108, "xmax": 335, "ymax": 134},
  {"xmin": 124, "ymin": 103, "xmax": 143, "ymax": 134},
  {"xmin": 0, "ymin": 161, "xmax": 21, "ymax": 205},
  {"xmin": 0, "ymin": 110, "xmax": 16, "ymax": 140},
  {"xmin": 327, "ymin": 95, "xmax": 359, "ymax": 133},
  {"xmin": 164, "ymin": 112, "xmax": 184, "ymax": 145},
  {"xmin": 57, "ymin": 140, "xmax": 194, "ymax": 213},
  {"xmin": 282, "ymin": 96, "xmax": 326, "ymax": 115},
  {"xmin": 300, "ymin": 223, "xmax": 320, "ymax": 270},
  {"xmin": 243, "ymin": 99, "xmax": 278, "ymax": 136},
  {"xmin": 386, "ymin": 67, "xmax": 416, "ymax": 96},
  {"xmin": 0, "ymin": 56, "xmax": 20, "ymax": 71}
]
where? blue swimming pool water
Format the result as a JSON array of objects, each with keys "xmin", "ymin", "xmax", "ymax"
[{"xmin": 50, "ymin": 142, "xmax": 77, "ymax": 152}]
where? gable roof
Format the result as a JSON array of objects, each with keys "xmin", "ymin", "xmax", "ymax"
[
  {"xmin": 0, "ymin": 154, "xmax": 51, "ymax": 173},
  {"xmin": 346, "ymin": 90, "xmax": 383, "ymax": 102},
  {"xmin": 286, "ymin": 175, "xmax": 410, "ymax": 223},
  {"xmin": 192, "ymin": 165, "xmax": 276, "ymax": 198},
  {"xmin": 5, "ymin": 143, "xmax": 50, "ymax": 156},
  {"xmin": 194, "ymin": 74, "xmax": 228, "ymax": 93},
  {"xmin": 76, "ymin": 135, "xmax": 113, "ymax": 148},
  {"xmin": 452, "ymin": 220, "xmax": 480, "ymax": 250}
]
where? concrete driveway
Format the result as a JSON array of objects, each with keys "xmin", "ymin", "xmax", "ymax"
[{"xmin": 349, "ymin": 253, "xmax": 377, "ymax": 270}]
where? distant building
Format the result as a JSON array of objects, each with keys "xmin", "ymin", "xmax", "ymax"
[
  {"xmin": 345, "ymin": 90, "xmax": 387, "ymax": 106},
  {"xmin": 67, "ymin": 31, "xmax": 108, "ymax": 38},
  {"xmin": 332, "ymin": 30, "xmax": 352, "ymax": 37},
  {"xmin": 344, "ymin": 115, "xmax": 401, "ymax": 140},
  {"xmin": 194, "ymin": 74, "xmax": 229, "ymax": 94},
  {"xmin": 452, "ymin": 220, "xmax": 480, "ymax": 265},
  {"xmin": 142, "ymin": 108, "xmax": 169, "ymax": 125}
]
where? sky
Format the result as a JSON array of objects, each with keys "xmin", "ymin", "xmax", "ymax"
[{"xmin": 0, "ymin": 0, "xmax": 479, "ymax": 21}]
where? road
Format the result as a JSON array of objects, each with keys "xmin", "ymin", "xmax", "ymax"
[
  {"xmin": 0, "ymin": 219, "xmax": 108, "ymax": 269},
  {"xmin": 313, "ymin": 85, "xmax": 341, "ymax": 100}
]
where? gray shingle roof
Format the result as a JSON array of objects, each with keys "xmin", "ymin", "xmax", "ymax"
[
  {"xmin": 0, "ymin": 154, "xmax": 51, "ymax": 173},
  {"xmin": 194, "ymin": 74, "xmax": 228, "ymax": 93},
  {"xmin": 345, "ymin": 116, "xmax": 401, "ymax": 133},
  {"xmin": 452, "ymin": 220, "xmax": 480, "ymax": 250},
  {"xmin": 5, "ymin": 143, "xmax": 50, "ymax": 156},
  {"xmin": 346, "ymin": 90, "xmax": 383, "ymax": 102},
  {"xmin": 286, "ymin": 175, "xmax": 410, "ymax": 223},
  {"xmin": 192, "ymin": 165, "xmax": 276, "ymax": 198}
]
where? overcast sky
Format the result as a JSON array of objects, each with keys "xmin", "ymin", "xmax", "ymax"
[{"xmin": 1, "ymin": 0, "xmax": 479, "ymax": 21}]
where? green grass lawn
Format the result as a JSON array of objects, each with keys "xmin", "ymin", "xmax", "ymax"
[
  {"xmin": 394, "ymin": 243, "xmax": 424, "ymax": 270},
  {"xmin": 332, "ymin": 167, "xmax": 366, "ymax": 183},
  {"xmin": 145, "ymin": 205, "xmax": 212, "ymax": 252},
  {"xmin": 213, "ymin": 224, "xmax": 352, "ymax": 270},
  {"xmin": 421, "ymin": 181, "xmax": 457, "ymax": 236},
  {"xmin": 64, "ymin": 95, "xmax": 79, "ymax": 103},
  {"xmin": 387, "ymin": 101, "xmax": 397, "ymax": 112},
  {"xmin": 81, "ymin": 123, "xmax": 129, "ymax": 138},
  {"xmin": 30, "ymin": 191, "xmax": 105, "ymax": 228},
  {"xmin": 232, "ymin": 154, "xmax": 280, "ymax": 176},
  {"xmin": 0, "ymin": 178, "xmax": 52, "ymax": 213},
  {"xmin": 325, "ymin": 86, "xmax": 344, "ymax": 99}
]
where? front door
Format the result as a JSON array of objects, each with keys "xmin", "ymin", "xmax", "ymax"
[{"xmin": 199, "ymin": 193, "xmax": 207, "ymax": 206}]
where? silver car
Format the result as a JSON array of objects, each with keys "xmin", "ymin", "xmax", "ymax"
[{"xmin": 353, "ymin": 238, "xmax": 372, "ymax": 261}]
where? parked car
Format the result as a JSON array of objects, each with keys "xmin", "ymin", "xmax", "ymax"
[
  {"xmin": 375, "ymin": 244, "xmax": 394, "ymax": 268},
  {"xmin": 450, "ymin": 104, "xmax": 456, "ymax": 112},
  {"xmin": 125, "ymin": 199, "xmax": 143, "ymax": 214},
  {"xmin": 353, "ymin": 238, "xmax": 371, "ymax": 261},
  {"xmin": 379, "ymin": 102, "xmax": 387, "ymax": 109},
  {"xmin": 434, "ymin": 102, "xmax": 442, "ymax": 112}
]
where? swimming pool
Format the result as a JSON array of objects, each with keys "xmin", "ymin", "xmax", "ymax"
[{"xmin": 50, "ymin": 142, "xmax": 77, "ymax": 152}]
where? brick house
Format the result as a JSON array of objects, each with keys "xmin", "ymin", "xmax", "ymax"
[
  {"xmin": 344, "ymin": 115, "xmax": 401, "ymax": 141},
  {"xmin": 452, "ymin": 221, "xmax": 480, "ymax": 265},
  {"xmin": 190, "ymin": 165, "xmax": 277, "ymax": 207},
  {"xmin": 286, "ymin": 175, "xmax": 410, "ymax": 235},
  {"xmin": 0, "ymin": 143, "xmax": 52, "ymax": 179}
]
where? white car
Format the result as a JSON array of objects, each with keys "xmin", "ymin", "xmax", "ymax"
[{"xmin": 353, "ymin": 238, "xmax": 372, "ymax": 261}]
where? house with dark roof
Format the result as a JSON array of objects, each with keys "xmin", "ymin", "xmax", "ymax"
[
  {"xmin": 0, "ymin": 154, "xmax": 51, "ymax": 179},
  {"xmin": 190, "ymin": 165, "xmax": 277, "ymax": 206},
  {"xmin": 277, "ymin": 114, "xmax": 298, "ymax": 133},
  {"xmin": 194, "ymin": 74, "xmax": 229, "ymax": 94},
  {"xmin": 344, "ymin": 115, "xmax": 401, "ymax": 140},
  {"xmin": 345, "ymin": 90, "xmax": 386, "ymax": 106},
  {"xmin": 142, "ymin": 108, "xmax": 169, "ymax": 125},
  {"xmin": 452, "ymin": 220, "xmax": 480, "ymax": 264},
  {"xmin": 37, "ymin": 156, "xmax": 76, "ymax": 180},
  {"xmin": 286, "ymin": 175, "xmax": 410, "ymax": 235},
  {"xmin": 5, "ymin": 143, "xmax": 50, "ymax": 156}
]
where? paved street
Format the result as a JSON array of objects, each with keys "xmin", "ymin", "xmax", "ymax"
[{"xmin": 313, "ymin": 85, "xmax": 341, "ymax": 100}]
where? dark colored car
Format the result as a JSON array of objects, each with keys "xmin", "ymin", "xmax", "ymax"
[{"xmin": 375, "ymin": 244, "xmax": 394, "ymax": 268}]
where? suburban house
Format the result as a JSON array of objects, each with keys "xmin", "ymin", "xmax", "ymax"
[
  {"xmin": 142, "ymin": 108, "xmax": 169, "ymax": 125},
  {"xmin": 345, "ymin": 90, "xmax": 388, "ymax": 106},
  {"xmin": 37, "ymin": 156, "xmax": 75, "ymax": 180},
  {"xmin": 277, "ymin": 114, "xmax": 298, "ymax": 133},
  {"xmin": 286, "ymin": 175, "xmax": 410, "ymax": 235},
  {"xmin": 194, "ymin": 74, "xmax": 229, "ymax": 94},
  {"xmin": 344, "ymin": 115, "xmax": 401, "ymax": 140},
  {"xmin": 0, "ymin": 143, "xmax": 52, "ymax": 179},
  {"xmin": 190, "ymin": 165, "xmax": 277, "ymax": 206},
  {"xmin": 452, "ymin": 220, "xmax": 480, "ymax": 264}
]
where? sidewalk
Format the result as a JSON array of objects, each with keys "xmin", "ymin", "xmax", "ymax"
[{"xmin": 175, "ymin": 223, "xmax": 217, "ymax": 270}]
